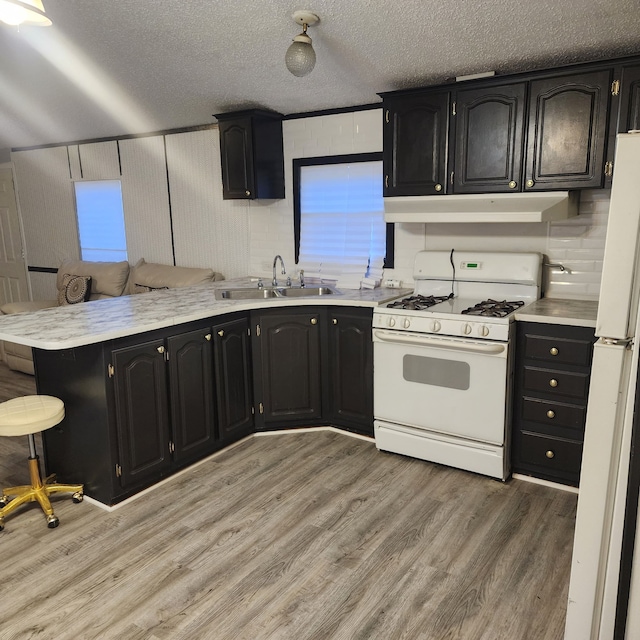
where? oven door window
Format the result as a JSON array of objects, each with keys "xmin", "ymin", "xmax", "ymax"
[{"xmin": 403, "ymin": 354, "xmax": 470, "ymax": 390}]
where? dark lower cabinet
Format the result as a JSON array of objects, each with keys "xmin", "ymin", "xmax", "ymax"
[
  {"xmin": 252, "ymin": 308, "xmax": 323, "ymax": 429},
  {"xmin": 512, "ymin": 321, "xmax": 596, "ymax": 486},
  {"xmin": 213, "ymin": 316, "xmax": 253, "ymax": 443},
  {"xmin": 251, "ymin": 307, "xmax": 374, "ymax": 436},
  {"xmin": 328, "ymin": 308, "xmax": 373, "ymax": 436},
  {"xmin": 38, "ymin": 306, "xmax": 373, "ymax": 505},
  {"xmin": 167, "ymin": 329, "xmax": 217, "ymax": 463},
  {"xmin": 112, "ymin": 340, "xmax": 172, "ymax": 488}
]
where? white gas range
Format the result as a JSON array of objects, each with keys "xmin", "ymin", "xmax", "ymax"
[{"xmin": 373, "ymin": 250, "xmax": 542, "ymax": 480}]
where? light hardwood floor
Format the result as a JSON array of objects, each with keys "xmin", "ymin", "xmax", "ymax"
[{"xmin": 0, "ymin": 364, "xmax": 577, "ymax": 640}]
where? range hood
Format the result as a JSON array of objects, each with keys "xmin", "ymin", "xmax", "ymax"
[{"xmin": 384, "ymin": 191, "xmax": 579, "ymax": 223}]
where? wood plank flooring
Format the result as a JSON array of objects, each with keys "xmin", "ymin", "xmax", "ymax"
[
  {"xmin": 0, "ymin": 435, "xmax": 575, "ymax": 638},
  {"xmin": 0, "ymin": 362, "xmax": 577, "ymax": 639}
]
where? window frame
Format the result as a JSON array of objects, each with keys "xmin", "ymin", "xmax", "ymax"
[{"xmin": 293, "ymin": 152, "xmax": 394, "ymax": 269}]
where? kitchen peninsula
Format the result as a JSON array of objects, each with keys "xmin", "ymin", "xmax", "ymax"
[{"xmin": 0, "ymin": 281, "xmax": 407, "ymax": 506}]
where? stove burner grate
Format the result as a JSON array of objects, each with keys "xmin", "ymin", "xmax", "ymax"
[
  {"xmin": 461, "ymin": 299, "xmax": 525, "ymax": 318},
  {"xmin": 386, "ymin": 294, "xmax": 452, "ymax": 311}
]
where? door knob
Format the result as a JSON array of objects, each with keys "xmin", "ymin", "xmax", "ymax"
[
  {"xmin": 545, "ymin": 450, "xmax": 555, "ymax": 459},
  {"xmin": 549, "ymin": 379, "xmax": 558, "ymax": 388},
  {"xmin": 550, "ymin": 347, "xmax": 559, "ymax": 356},
  {"xmin": 547, "ymin": 410, "xmax": 555, "ymax": 419}
]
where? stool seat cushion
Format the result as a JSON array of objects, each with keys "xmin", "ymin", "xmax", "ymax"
[{"xmin": 0, "ymin": 396, "xmax": 65, "ymax": 436}]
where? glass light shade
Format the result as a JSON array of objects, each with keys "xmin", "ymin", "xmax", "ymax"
[
  {"xmin": 0, "ymin": 0, "xmax": 51, "ymax": 26},
  {"xmin": 285, "ymin": 41, "xmax": 316, "ymax": 77}
]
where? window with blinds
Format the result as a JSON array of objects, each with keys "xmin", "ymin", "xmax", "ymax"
[
  {"xmin": 74, "ymin": 180, "xmax": 128, "ymax": 262},
  {"xmin": 294, "ymin": 154, "xmax": 387, "ymax": 288}
]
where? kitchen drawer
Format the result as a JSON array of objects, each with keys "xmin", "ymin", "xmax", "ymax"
[
  {"xmin": 523, "ymin": 366, "xmax": 590, "ymax": 400},
  {"xmin": 519, "ymin": 431, "xmax": 583, "ymax": 477},
  {"xmin": 521, "ymin": 396, "xmax": 586, "ymax": 431},
  {"xmin": 524, "ymin": 334, "xmax": 593, "ymax": 367}
]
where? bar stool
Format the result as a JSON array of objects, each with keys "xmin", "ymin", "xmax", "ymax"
[{"xmin": 0, "ymin": 396, "xmax": 83, "ymax": 531}]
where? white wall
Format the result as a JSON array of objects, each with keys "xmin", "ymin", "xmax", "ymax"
[
  {"xmin": 12, "ymin": 128, "xmax": 251, "ymax": 299},
  {"xmin": 11, "ymin": 107, "xmax": 611, "ymax": 301}
]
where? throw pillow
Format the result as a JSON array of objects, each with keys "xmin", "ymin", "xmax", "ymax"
[{"xmin": 57, "ymin": 274, "xmax": 92, "ymax": 306}]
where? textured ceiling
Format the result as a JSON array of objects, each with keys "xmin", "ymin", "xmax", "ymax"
[{"xmin": 1, "ymin": 0, "xmax": 639, "ymax": 149}]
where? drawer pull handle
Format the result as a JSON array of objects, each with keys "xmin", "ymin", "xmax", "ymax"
[
  {"xmin": 546, "ymin": 450, "xmax": 555, "ymax": 459},
  {"xmin": 549, "ymin": 378, "xmax": 558, "ymax": 388},
  {"xmin": 311, "ymin": 318, "xmax": 317, "ymax": 325},
  {"xmin": 550, "ymin": 347, "xmax": 559, "ymax": 356},
  {"xmin": 547, "ymin": 410, "xmax": 555, "ymax": 419}
]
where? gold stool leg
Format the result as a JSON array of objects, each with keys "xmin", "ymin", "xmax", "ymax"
[{"xmin": 0, "ymin": 451, "xmax": 84, "ymax": 531}]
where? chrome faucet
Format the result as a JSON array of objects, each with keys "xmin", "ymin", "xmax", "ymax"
[{"xmin": 272, "ymin": 255, "xmax": 286, "ymax": 286}]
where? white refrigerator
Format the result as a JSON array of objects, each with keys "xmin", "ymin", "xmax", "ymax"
[{"xmin": 564, "ymin": 132, "xmax": 640, "ymax": 640}]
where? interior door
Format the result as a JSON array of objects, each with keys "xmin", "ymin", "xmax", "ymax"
[{"xmin": 0, "ymin": 168, "xmax": 29, "ymax": 305}]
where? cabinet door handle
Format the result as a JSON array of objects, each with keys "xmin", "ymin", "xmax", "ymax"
[
  {"xmin": 547, "ymin": 410, "xmax": 556, "ymax": 419},
  {"xmin": 508, "ymin": 180, "xmax": 517, "ymax": 189},
  {"xmin": 217, "ymin": 330, "xmax": 224, "ymax": 337},
  {"xmin": 385, "ymin": 109, "xmax": 390, "ymax": 123},
  {"xmin": 385, "ymin": 175, "xmax": 389, "ymax": 188},
  {"xmin": 157, "ymin": 346, "xmax": 165, "ymax": 354},
  {"xmin": 332, "ymin": 318, "xmax": 338, "ymax": 325},
  {"xmin": 434, "ymin": 183, "xmax": 442, "ymax": 192},
  {"xmin": 526, "ymin": 179, "xmax": 534, "ymax": 188},
  {"xmin": 549, "ymin": 378, "xmax": 558, "ymax": 388},
  {"xmin": 545, "ymin": 450, "xmax": 555, "ymax": 459},
  {"xmin": 245, "ymin": 190, "xmax": 251, "ymax": 196},
  {"xmin": 205, "ymin": 333, "xmax": 212, "ymax": 341},
  {"xmin": 311, "ymin": 318, "xmax": 317, "ymax": 325},
  {"xmin": 550, "ymin": 347, "xmax": 559, "ymax": 356}
]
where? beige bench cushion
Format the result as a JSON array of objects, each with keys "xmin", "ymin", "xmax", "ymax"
[
  {"xmin": 57, "ymin": 259, "xmax": 130, "ymax": 299},
  {"xmin": 128, "ymin": 258, "xmax": 218, "ymax": 293}
]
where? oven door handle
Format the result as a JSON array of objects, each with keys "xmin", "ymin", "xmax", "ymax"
[{"xmin": 373, "ymin": 329, "xmax": 507, "ymax": 355}]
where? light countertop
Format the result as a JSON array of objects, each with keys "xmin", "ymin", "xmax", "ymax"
[
  {"xmin": 0, "ymin": 280, "xmax": 411, "ymax": 350},
  {"xmin": 515, "ymin": 298, "xmax": 598, "ymax": 328}
]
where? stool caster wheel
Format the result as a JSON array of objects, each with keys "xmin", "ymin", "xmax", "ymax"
[
  {"xmin": 0, "ymin": 496, "xmax": 8, "ymax": 509},
  {"xmin": 72, "ymin": 491, "xmax": 83, "ymax": 503},
  {"xmin": 46, "ymin": 515, "xmax": 59, "ymax": 529}
]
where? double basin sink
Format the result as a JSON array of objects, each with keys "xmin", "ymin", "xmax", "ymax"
[{"xmin": 215, "ymin": 285, "xmax": 338, "ymax": 301}]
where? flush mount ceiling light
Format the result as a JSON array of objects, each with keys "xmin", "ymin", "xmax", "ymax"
[
  {"xmin": 0, "ymin": 0, "xmax": 52, "ymax": 26},
  {"xmin": 285, "ymin": 10, "xmax": 320, "ymax": 77}
]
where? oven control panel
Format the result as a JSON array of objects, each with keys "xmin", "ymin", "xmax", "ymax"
[{"xmin": 373, "ymin": 311, "xmax": 511, "ymax": 342}]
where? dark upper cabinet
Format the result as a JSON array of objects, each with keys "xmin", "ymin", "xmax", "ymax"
[
  {"xmin": 216, "ymin": 109, "xmax": 285, "ymax": 200},
  {"xmin": 524, "ymin": 70, "xmax": 612, "ymax": 191},
  {"xmin": 167, "ymin": 329, "xmax": 216, "ymax": 463},
  {"xmin": 383, "ymin": 91, "xmax": 450, "ymax": 196},
  {"xmin": 252, "ymin": 308, "xmax": 323, "ymax": 429},
  {"xmin": 327, "ymin": 308, "xmax": 373, "ymax": 436},
  {"xmin": 213, "ymin": 315, "xmax": 254, "ymax": 444},
  {"xmin": 452, "ymin": 83, "xmax": 527, "ymax": 193},
  {"xmin": 618, "ymin": 64, "xmax": 640, "ymax": 133},
  {"xmin": 112, "ymin": 340, "xmax": 172, "ymax": 488}
]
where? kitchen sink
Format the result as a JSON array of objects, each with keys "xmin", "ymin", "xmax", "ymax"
[
  {"xmin": 278, "ymin": 286, "xmax": 335, "ymax": 297},
  {"xmin": 214, "ymin": 285, "xmax": 337, "ymax": 300}
]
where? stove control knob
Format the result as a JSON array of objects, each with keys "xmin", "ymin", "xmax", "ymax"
[
  {"xmin": 403, "ymin": 318, "xmax": 411, "ymax": 329},
  {"xmin": 462, "ymin": 323, "xmax": 472, "ymax": 335},
  {"xmin": 431, "ymin": 320, "xmax": 441, "ymax": 332},
  {"xmin": 478, "ymin": 325, "xmax": 490, "ymax": 337},
  {"xmin": 387, "ymin": 317, "xmax": 396, "ymax": 328}
]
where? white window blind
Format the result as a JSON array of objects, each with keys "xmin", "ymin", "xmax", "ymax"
[
  {"xmin": 74, "ymin": 180, "xmax": 128, "ymax": 262},
  {"xmin": 298, "ymin": 160, "xmax": 385, "ymax": 288}
]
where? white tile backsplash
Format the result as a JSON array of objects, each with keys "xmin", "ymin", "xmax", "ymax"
[{"xmin": 385, "ymin": 190, "xmax": 610, "ymax": 300}]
